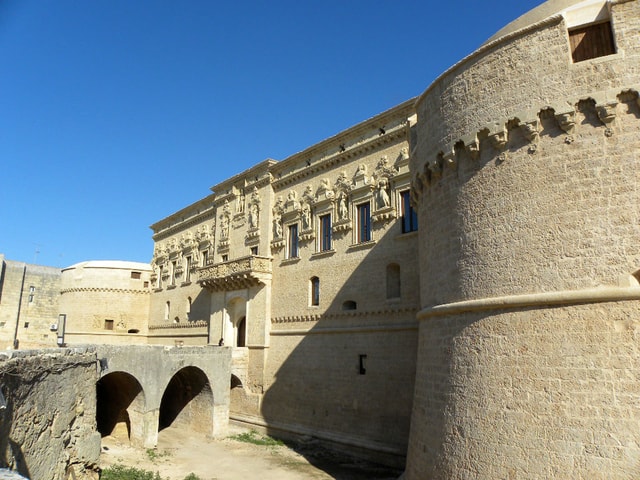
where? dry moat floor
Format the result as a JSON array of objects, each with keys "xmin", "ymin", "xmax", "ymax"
[{"xmin": 100, "ymin": 424, "xmax": 402, "ymax": 480}]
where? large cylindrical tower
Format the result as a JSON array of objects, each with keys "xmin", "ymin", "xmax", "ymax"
[{"xmin": 406, "ymin": 0, "xmax": 640, "ymax": 477}]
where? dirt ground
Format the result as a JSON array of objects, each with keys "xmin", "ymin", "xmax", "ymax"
[{"xmin": 99, "ymin": 424, "xmax": 403, "ymax": 480}]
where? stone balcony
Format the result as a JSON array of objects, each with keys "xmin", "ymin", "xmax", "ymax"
[{"xmin": 197, "ymin": 255, "xmax": 272, "ymax": 291}]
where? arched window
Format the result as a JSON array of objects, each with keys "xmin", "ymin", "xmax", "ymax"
[
  {"xmin": 386, "ymin": 263, "xmax": 401, "ymax": 299},
  {"xmin": 165, "ymin": 301, "xmax": 170, "ymax": 321},
  {"xmin": 186, "ymin": 297, "xmax": 192, "ymax": 319},
  {"xmin": 310, "ymin": 277, "xmax": 320, "ymax": 306}
]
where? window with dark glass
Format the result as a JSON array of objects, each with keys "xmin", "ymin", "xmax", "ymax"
[
  {"xmin": 357, "ymin": 202, "xmax": 371, "ymax": 243},
  {"xmin": 401, "ymin": 190, "xmax": 418, "ymax": 233},
  {"xmin": 319, "ymin": 214, "xmax": 332, "ymax": 251},
  {"xmin": 288, "ymin": 224, "xmax": 299, "ymax": 258},
  {"xmin": 310, "ymin": 277, "xmax": 320, "ymax": 306},
  {"xmin": 569, "ymin": 21, "xmax": 615, "ymax": 63}
]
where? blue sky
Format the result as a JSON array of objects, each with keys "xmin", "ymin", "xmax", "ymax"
[{"xmin": 1, "ymin": 0, "xmax": 543, "ymax": 267}]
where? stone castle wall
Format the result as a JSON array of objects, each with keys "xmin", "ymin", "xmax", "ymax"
[
  {"xmin": 0, "ymin": 348, "xmax": 101, "ymax": 480},
  {"xmin": 0, "ymin": 257, "xmax": 61, "ymax": 350},
  {"xmin": 406, "ymin": 0, "xmax": 640, "ymax": 478}
]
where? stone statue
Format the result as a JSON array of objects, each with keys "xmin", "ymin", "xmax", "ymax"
[
  {"xmin": 338, "ymin": 192, "xmax": 348, "ymax": 220},
  {"xmin": 376, "ymin": 178, "xmax": 391, "ymax": 209},
  {"xmin": 249, "ymin": 203, "xmax": 259, "ymax": 228},
  {"xmin": 301, "ymin": 203, "xmax": 311, "ymax": 231},
  {"xmin": 273, "ymin": 215, "xmax": 282, "ymax": 238}
]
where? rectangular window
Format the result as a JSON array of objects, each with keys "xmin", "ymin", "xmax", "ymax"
[
  {"xmin": 311, "ymin": 277, "xmax": 320, "ymax": 306},
  {"xmin": 158, "ymin": 265, "xmax": 163, "ymax": 288},
  {"xmin": 401, "ymin": 190, "xmax": 419, "ymax": 233},
  {"xmin": 569, "ymin": 21, "xmax": 615, "ymax": 63},
  {"xmin": 131, "ymin": 271, "xmax": 141, "ymax": 279},
  {"xmin": 357, "ymin": 202, "xmax": 371, "ymax": 243},
  {"xmin": 288, "ymin": 224, "xmax": 299, "ymax": 258},
  {"xmin": 221, "ymin": 254, "xmax": 228, "ymax": 262},
  {"xmin": 250, "ymin": 246, "xmax": 258, "ymax": 255},
  {"xmin": 185, "ymin": 256, "xmax": 191, "ymax": 282},
  {"xmin": 201, "ymin": 250, "xmax": 208, "ymax": 267},
  {"xmin": 171, "ymin": 261, "xmax": 177, "ymax": 285},
  {"xmin": 104, "ymin": 319, "xmax": 114, "ymax": 330},
  {"xmin": 319, "ymin": 214, "xmax": 332, "ymax": 251}
]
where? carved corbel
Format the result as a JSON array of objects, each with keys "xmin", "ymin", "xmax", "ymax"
[
  {"xmin": 596, "ymin": 101, "xmax": 617, "ymax": 137},
  {"xmin": 555, "ymin": 109, "xmax": 576, "ymax": 144},
  {"xmin": 521, "ymin": 119, "xmax": 539, "ymax": 153},
  {"xmin": 465, "ymin": 137, "xmax": 480, "ymax": 160},
  {"xmin": 427, "ymin": 156, "xmax": 442, "ymax": 177},
  {"xmin": 443, "ymin": 149, "xmax": 457, "ymax": 170},
  {"xmin": 490, "ymin": 128, "xmax": 508, "ymax": 151}
]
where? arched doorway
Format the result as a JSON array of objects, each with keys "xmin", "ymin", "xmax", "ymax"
[
  {"xmin": 96, "ymin": 372, "xmax": 145, "ymax": 443},
  {"xmin": 225, "ymin": 296, "xmax": 248, "ymax": 348},
  {"xmin": 158, "ymin": 366, "xmax": 213, "ymax": 435},
  {"xmin": 237, "ymin": 317, "xmax": 246, "ymax": 347}
]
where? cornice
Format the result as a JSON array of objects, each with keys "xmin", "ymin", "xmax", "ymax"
[
  {"xmin": 271, "ymin": 127, "xmax": 408, "ymax": 190},
  {"xmin": 152, "ymin": 209, "xmax": 216, "ymax": 242},
  {"xmin": 60, "ymin": 287, "xmax": 150, "ymax": 295},
  {"xmin": 271, "ymin": 306, "xmax": 418, "ymax": 324},
  {"xmin": 150, "ymin": 193, "xmax": 216, "ymax": 234}
]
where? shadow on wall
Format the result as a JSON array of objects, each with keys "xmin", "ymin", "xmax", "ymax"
[
  {"xmin": 96, "ymin": 372, "xmax": 144, "ymax": 440},
  {"xmin": 0, "ymin": 390, "xmax": 31, "ymax": 478},
  {"xmin": 159, "ymin": 366, "xmax": 212, "ymax": 433},
  {"xmin": 260, "ymin": 222, "xmax": 419, "ymax": 468}
]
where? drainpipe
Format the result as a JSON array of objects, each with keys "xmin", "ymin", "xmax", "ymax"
[{"xmin": 12, "ymin": 265, "xmax": 26, "ymax": 349}]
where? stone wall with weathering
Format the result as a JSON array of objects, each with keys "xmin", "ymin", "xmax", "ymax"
[
  {"xmin": 406, "ymin": 0, "xmax": 640, "ymax": 478},
  {"xmin": 60, "ymin": 261, "xmax": 151, "ymax": 345},
  {"xmin": 0, "ymin": 256, "xmax": 61, "ymax": 350},
  {"xmin": 0, "ymin": 348, "xmax": 101, "ymax": 480}
]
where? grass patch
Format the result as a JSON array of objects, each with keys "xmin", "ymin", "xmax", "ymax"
[
  {"xmin": 101, "ymin": 464, "xmax": 164, "ymax": 480},
  {"xmin": 229, "ymin": 430, "xmax": 284, "ymax": 447},
  {"xmin": 101, "ymin": 465, "xmax": 202, "ymax": 480},
  {"xmin": 146, "ymin": 448, "xmax": 170, "ymax": 462}
]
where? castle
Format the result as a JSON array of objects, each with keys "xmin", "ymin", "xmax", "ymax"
[{"xmin": 1, "ymin": 1, "xmax": 639, "ymax": 478}]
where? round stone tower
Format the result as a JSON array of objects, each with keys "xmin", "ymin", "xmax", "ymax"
[{"xmin": 405, "ymin": 0, "xmax": 640, "ymax": 478}]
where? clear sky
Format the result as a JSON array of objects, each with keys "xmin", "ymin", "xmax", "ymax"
[{"xmin": 1, "ymin": 0, "xmax": 544, "ymax": 268}]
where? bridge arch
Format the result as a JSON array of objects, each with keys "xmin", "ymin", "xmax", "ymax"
[
  {"xmin": 159, "ymin": 366, "xmax": 214, "ymax": 435},
  {"xmin": 96, "ymin": 371, "xmax": 146, "ymax": 445}
]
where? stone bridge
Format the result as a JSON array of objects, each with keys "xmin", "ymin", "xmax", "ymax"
[{"xmin": 94, "ymin": 345, "xmax": 231, "ymax": 448}]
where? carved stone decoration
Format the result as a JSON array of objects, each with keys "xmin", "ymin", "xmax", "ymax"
[
  {"xmin": 443, "ymin": 150, "xmax": 457, "ymax": 170},
  {"xmin": 596, "ymin": 101, "xmax": 617, "ymax": 137},
  {"xmin": 236, "ymin": 188, "xmax": 245, "ymax": 214},
  {"xmin": 334, "ymin": 171, "xmax": 352, "ymax": 195},
  {"xmin": 521, "ymin": 119, "xmax": 539, "ymax": 154},
  {"xmin": 284, "ymin": 190, "xmax": 300, "ymax": 213},
  {"xmin": 465, "ymin": 137, "xmax": 480, "ymax": 160},
  {"xmin": 301, "ymin": 202, "xmax": 312, "ymax": 232},
  {"xmin": 272, "ymin": 197, "xmax": 284, "ymax": 239},
  {"xmin": 399, "ymin": 146, "xmax": 410, "ymax": 161},
  {"xmin": 555, "ymin": 110, "xmax": 576, "ymax": 135},
  {"xmin": 490, "ymin": 128, "xmax": 508, "ymax": 151},
  {"xmin": 316, "ymin": 178, "xmax": 335, "ymax": 201},
  {"xmin": 374, "ymin": 177, "xmax": 391, "ymax": 210},
  {"xmin": 220, "ymin": 200, "xmax": 231, "ymax": 240},
  {"xmin": 353, "ymin": 164, "xmax": 369, "ymax": 188},
  {"xmin": 246, "ymin": 186, "xmax": 261, "ymax": 230},
  {"xmin": 427, "ymin": 157, "xmax": 442, "ymax": 176},
  {"xmin": 337, "ymin": 191, "xmax": 349, "ymax": 221}
]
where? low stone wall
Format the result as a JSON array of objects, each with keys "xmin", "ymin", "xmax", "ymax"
[{"xmin": 0, "ymin": 348, "xmax": 101, "ymax": 480}]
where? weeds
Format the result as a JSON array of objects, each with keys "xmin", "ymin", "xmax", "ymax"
[
  {"xmin": 229, "ymin": 430, "xmax": 283, "ymax": 447},
  {"xmin": 101, "ymin": 465, "xmax": 202, "ymax": 480}
]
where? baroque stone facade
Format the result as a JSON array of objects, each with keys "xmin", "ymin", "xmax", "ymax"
[{"xmin": 149, "ymin": 99, "xmax": 420, "ymax": 462}]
